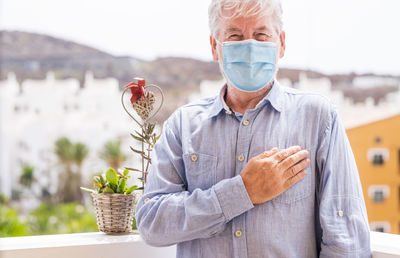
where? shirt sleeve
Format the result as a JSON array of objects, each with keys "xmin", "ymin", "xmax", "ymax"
[
  {"xmin": 316, "ymin": 107, "xmax": 372, "ymax": 257},
  {"xmin": 135, "ymin": 113, "xmax": 254, "ymax": 247}
]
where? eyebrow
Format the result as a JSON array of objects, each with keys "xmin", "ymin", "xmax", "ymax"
[
  {"xmin": 255, "ymin": 26, "xmax": 270, "ymax": 31},
  {"xmin": 225, "ymin": 26, "xmax": 271, "ymax": 33},
  {"xmin": 225, "ymin": 28, "xmax": 241, "ymax": 33}
]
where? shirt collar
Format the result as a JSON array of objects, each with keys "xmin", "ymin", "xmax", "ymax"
[
  {"xmin": 263, "ymin": 79, "xmax": 284, "ymax": 113},
  {"xmin": 207, "ymin": 84, "xmax": 230, "ymax": 118},
  {"xmin": 207, "ymin": 79, "xmax": 284, "ymax": 119}
]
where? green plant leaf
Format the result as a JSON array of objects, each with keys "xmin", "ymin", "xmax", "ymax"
[
  {"xmin": 134, "ymin": 130, "xmax": 148, "ymax": 140},
  {"xmin": 125, "ymin": 185, "xmax": 138, "ymax": 194},
  {"xmin": 141, "ymin": 153, "xmax": 151, "ymax": 162},
  {"xmin": 103, "ymin": 187, "xmax": 114, "ymax": 193},
  {"xmin": 123, "ymin": 169, "xmax": 129, "ymax": 176},
  {"xmin": 99, "ymin": 175, "xmax": 105, "ymax": 185},
  {"xmin": 80, "ymin": 187, "xmax": 95, "ymax": 193},
  {"xmin": 130, "ymin": 147, "xmax": 145, "ymax": 155},
  {"xmin": 125, "ymin": 167, "xmax": 141, "ymax": 172},
  {"xmin": 130, "ymin": 133, "xmax": 145, "ymax": 142},
  {"xmin": 105, "ymin": 168, "xmax": 118, "ymax": 187},
  {"xmin": 118, "ymin": 178, "xmax": 126, "ymax": 193}
]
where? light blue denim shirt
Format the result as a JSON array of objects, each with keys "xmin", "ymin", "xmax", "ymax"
[{"xmin": 135, "ymin": 80, "xmax": 372, "ymax": 258}]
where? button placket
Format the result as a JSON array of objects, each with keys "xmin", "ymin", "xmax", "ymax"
[{"xmin": 231, "ymin": 113, "xmax": 253, "ymax": 258}]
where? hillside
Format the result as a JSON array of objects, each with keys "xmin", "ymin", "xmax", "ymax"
[
  {"xmin": 1, "ymin": 31, "xmax": 112, "ymax": 60},
  {"xmin": 0, "ymin": 30, "xmax": 222, "ymax": 89}
]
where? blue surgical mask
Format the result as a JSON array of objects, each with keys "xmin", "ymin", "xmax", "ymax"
[{"xmin": 217, "ymin": 39, "xmax": 277, "ymax": 92}]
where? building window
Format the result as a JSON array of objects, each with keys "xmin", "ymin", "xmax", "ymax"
[
  {"xmin": 370, "ymin": 222, "xmax": 391, "ymax": 233},
  {"xmin": 373, "ymin": 154, "xmax": 384, "ymax": 165},
  {"xmin": 373, "ymin": 190, "xmax": 384, "ymax": 203},
  {"xmin": 368, "ymin": 185, "xmax": 390, "ymax": 203},
  {"xmin": 367, "ymin": 148, "xmax": 389, "ymax": 166}
]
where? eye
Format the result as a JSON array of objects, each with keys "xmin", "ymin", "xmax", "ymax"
[
  {"xmin": 228, "ymin": 34, "xmax": 242, "ymax": 41},
  {"xmin": 255, "ymin": 33, "xmax": 271, "ymax": 41}
]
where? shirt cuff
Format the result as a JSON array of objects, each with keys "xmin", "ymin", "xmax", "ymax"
[{"xmin": 213, "ymin": 175, "xmax": 254, "ymax": 221}]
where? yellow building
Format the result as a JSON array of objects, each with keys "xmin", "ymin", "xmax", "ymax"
[{"xmin": 346, "ymin": 114, "xmax": 400, "ymax": 234}]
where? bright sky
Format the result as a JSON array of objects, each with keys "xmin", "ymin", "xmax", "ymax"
[{"xmin": 1, "ymin": 0, "xmax": 399, "ymax": 75}]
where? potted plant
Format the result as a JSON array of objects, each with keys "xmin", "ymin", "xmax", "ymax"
[
  {"xmin": 81, "ymin": 77, "xmax": 163, "ymax": 234},
  {"xmin": 81, "ymin": 168, "xmax": 138, "ymax": 234}
]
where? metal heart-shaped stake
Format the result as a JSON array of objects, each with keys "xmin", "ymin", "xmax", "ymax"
[
  {"xmin": 121, "ymin": 84, "xmax": 164, "ymax": 128},
  {"xmin": 132, "ymin": 91, "xmax": 155, "ymax": 121}
]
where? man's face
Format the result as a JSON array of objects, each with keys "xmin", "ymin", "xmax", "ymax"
[{"xmin": 210, "ymin": 13, "xmax": 286, "ymax": 65}]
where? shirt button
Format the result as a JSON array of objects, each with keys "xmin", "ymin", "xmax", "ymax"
[
  {"xmin": 144, "ymin": 198, "xmax": 150, "ymax": 203},
  {"xmin": 338, "ymin": 210, "xmax": 344, "ymax": 217},
  {"xmin": 242, "ymin": 120, "xmax": 250, "ymax": 126},
  {"xmin": 234, "ymin": 230, "xmax": 242, "ymax": 237},
  {"xmin": 191, "ymin": 154, "xmax": 198, "ymax": 162},
  {"xmin": 238, "ymin": 154, "xmax": 245, "ymax": 162}
]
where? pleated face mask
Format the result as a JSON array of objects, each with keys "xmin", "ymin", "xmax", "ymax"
[{"xmin": 218, "ymin": 39, "xmax": 277, "ymax": 92}]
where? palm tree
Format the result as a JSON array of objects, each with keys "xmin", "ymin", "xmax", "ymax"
[
  {"xmin": 71, "ymin": 142, "xmax": 88, "ymax": 203},
  {"xmin": 55, "ymin": 137, "xmax": 88, "ymax": 203},
  {"xmin": 19, "ymin": 165, "xmax": 35, "ymax": 188},
  {"xmin": 99, "ymin": 140, "xmax": 126, "ymax": 169}
]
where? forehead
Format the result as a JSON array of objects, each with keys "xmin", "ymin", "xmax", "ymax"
[{"xmin": 219, "ymin": 14, "xmax": 274, "ymax": 33}]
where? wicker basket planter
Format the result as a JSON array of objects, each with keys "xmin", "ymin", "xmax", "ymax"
[{"xmin": 91, "ymin": 193, "xmax": 136, "ymax": 234}]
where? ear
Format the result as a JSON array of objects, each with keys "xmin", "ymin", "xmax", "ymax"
[
  {"xmin": 279, "ymin": 31, "xmax": 286, "ymax": 58},
  {"xmin": 210, "ymin": 35, "xmax": 219, "ymax": 61}
]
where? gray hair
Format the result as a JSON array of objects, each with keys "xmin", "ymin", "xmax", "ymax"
[{"xmin": 208, "ymin": 0, "xmax": 283, "ymax": 38}]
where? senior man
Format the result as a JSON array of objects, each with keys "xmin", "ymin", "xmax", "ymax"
[{"xmin": 135, "ymin": 0, "xmax": 371, "ymax": 257}]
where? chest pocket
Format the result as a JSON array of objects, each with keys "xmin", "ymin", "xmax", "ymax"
[
  {"xmin": 183, "ymin": 153, "xmax": 217, "ymax": 192},
  {"xmin": 271, "ymin": 165, "xmax": 312, "ymax": 204},
  {"xmin": 248, "ymin": 145, "xmax": 313, "ymax": 205}
]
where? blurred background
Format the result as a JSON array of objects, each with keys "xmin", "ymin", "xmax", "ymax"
[{"xmin": 0, "ymin": 0, "xmax": 399, "ymax": 237}]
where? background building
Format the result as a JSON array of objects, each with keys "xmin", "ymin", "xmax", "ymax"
[
  {"xmin": 347, "ymin": 114, "xmax": 400, "ymax": 234},
  {"xmin": 0, "ymin": 71, "xmax": 144, "ymax": 200}
]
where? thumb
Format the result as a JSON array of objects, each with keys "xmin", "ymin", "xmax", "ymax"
[{"xmin": 259, "ymin": 147, "xmax": 279, "ymax": 159}]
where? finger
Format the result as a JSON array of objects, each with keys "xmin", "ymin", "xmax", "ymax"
[
  {"xmin": 279, "ymin": 150, "xmax": 309, "ymax": 171},
  {"xmin": 259, "ymin": 147, "xmax": 279, "ymax": 159},
  {"xmin": 272, "ymin": 145, "xmax": 301, "ymax": 162},
  {"xmin": 283, "ymin": 158, "xmax": 310, "ymax": 179},
  {"xmin": 283, "ymin": 170, "xmax": 307, "ymax": 189}
]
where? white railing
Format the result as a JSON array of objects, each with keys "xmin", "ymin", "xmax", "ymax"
[{"xmin": 0, "ymin": 231, "xmax": 399, "ymax": 258}]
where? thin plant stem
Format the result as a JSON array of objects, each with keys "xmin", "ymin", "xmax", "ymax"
[
  {"xmin": 141, "ymin": 127, "xmax": 145, "ymax": 190},
  {"xmin": 145, "ymin": 147, "xmax": 151, "ymax": 183}
]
